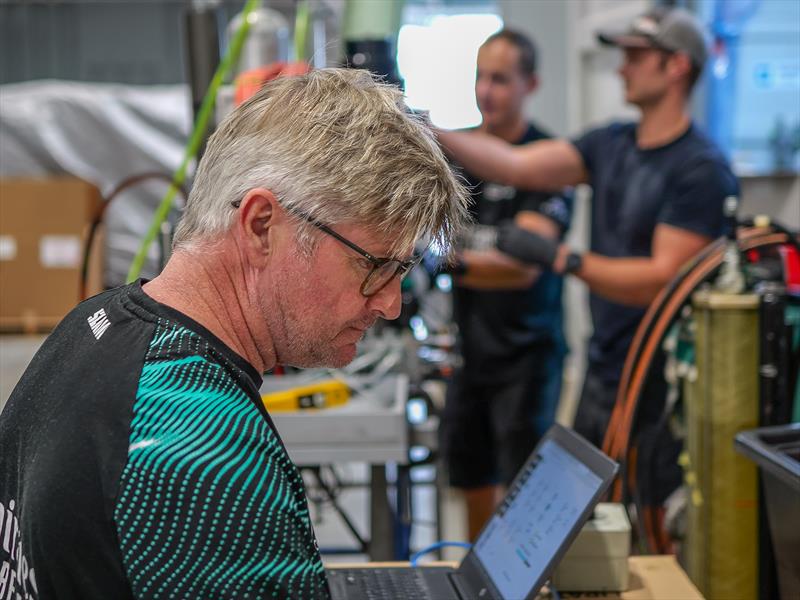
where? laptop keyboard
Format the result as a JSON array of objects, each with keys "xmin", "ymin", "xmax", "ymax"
[{"xmin": 327, "ymin": 568, "xmax": 433, "ymax": 600}]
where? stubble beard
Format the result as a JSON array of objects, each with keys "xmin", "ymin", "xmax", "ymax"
[{"xmin": 264, "ymin": 268, "xmax": 375, "ymax": 369}]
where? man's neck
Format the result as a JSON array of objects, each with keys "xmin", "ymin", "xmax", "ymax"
[
  {"xmin": 142, "ymin": 246, "xmax": 275, "ymax": 373},
  {"xmin": 482, "ymin": 116, "xmax": 529, "ymax": 143},
  {"xmin": 636, "ymin": 94, "xmax": 691, "ymax": 149}
]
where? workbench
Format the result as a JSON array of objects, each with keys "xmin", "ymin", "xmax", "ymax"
[{"xmin": 326, "ymin": 555, "xmax": 704, "ymax": 599}]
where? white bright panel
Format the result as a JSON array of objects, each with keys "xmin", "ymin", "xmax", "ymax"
[{"xmin": 397, "ymin": 13, "xmax": 503, "ymax": 130}]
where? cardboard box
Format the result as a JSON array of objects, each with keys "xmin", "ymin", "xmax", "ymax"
[{"xmin": 0, "ymin": 177, "xmax": 104, "ymax": 332}]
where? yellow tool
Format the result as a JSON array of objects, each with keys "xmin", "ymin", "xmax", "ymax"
[{"xmin": 261, "ymin": 379, "xmax": 350, "ymax": 412}]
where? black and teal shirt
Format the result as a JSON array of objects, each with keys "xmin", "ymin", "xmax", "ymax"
[{"xmin": 0, "ymin": 282, "xmax": 330, "ymax": 599}]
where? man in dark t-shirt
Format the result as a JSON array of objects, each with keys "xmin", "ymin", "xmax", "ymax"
[
  {"xmin": 0, "ymin": 69, "xmax": 469, "ymax": 599},
  {"xmin": 439, "ymin": 8, "xmax": 738, "ymax": 456},
  {"xmin": 440, "ymin": 29, "xmax": 572, "ymax": 542},
  {"xmin": 570, "ymin": 121, "xmax": 736, "ymax": 434}
]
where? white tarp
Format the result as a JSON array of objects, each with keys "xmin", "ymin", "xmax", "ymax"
[{"xmin": 0, "ymin": 80, "xmax": 193, "ymax": 285}]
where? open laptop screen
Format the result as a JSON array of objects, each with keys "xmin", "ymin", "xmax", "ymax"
[{"xmin": 473, "ymin": 437, "xmax": 604, "ymax": 599}]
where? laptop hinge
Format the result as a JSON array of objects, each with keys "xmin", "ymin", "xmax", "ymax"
[{"xmin": 449, "ymin": 571, "xmax": 493, "ymax": 599}]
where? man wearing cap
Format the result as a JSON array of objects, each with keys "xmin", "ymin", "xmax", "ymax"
[{"xmin": 437, "ymin": 7, "xmax": 738, "ymax": 456}]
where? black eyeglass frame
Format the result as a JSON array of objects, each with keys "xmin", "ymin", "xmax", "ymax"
[{"xmin": 231, "ymin": 199, "xmax": 420, "ymax": 297}]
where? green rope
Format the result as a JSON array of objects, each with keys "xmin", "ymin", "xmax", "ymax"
[
  {"xmin": 294, "ymin": 0, "xmax": 310, "ymax": 62},
  {"xmin": 126, "ymin": 0, "xmax": 261, "ymax": 283}
]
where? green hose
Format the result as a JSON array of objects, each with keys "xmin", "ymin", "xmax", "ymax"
[
  {"xmin": 126, "ymin": 0, "xmax": 261, "ymax": 283},
  {"xmin": 294, "ymin": 0, "xmax": 310, "ymax": 62}
]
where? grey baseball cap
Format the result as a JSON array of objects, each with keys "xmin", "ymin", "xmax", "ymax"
[{"xmin": 597, "ymin": 7, "xmax": 709, "ymax": 69}]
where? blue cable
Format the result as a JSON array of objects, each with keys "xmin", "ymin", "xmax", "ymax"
[
  {"xmin": 409, "ymin": 541, "xmax": 472, "ymax": 567},
  {"xmin": 549, "ymin": 582, "xmax": 561, "ymax": 600}
]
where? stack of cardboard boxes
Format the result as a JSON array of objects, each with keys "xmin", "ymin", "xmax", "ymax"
[{"xmin": 0, "ymin": 177, "xmax": 104, "ymax": 332}]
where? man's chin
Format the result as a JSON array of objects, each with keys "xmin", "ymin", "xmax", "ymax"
[
  {"xmin": 481, "ymin": 115, "xmax": 499, "ymax": 129},
  {"xmin": 330, "ymin": 343, "xmax": 358, "ymax": 368},
  {"xmin": 283, "ymin": 343, "xmax": 358, "ymax": 370}
]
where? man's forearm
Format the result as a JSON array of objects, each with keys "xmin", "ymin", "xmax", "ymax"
[
  {"xmin": 437, "ymin": 130, "xmax": 588, "ymax": 190},
  {"xmin": 457, "ymin": 249, "xmax": 540, "ymax": 290},
  {"xmin": 496, "ymin": 224, "xmax": 709, "ymax": 307},
  {"xmin": 438, "ymin": 129, "xmax": 524, "ymax": 186},
  {"xmin": 571, "ymin": 253, "xmax": 674, "ymax": 307}
]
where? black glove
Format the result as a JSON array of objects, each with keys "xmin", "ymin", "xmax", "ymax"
[
  {"xmin": 422, "ymin": 250, "xmax": 467, "ymax": 281},
  {"xmin": 495, "ymin": 222, "xmax": 558, "ymax": 268}
]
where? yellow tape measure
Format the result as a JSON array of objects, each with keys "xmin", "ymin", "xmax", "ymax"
[{"xmin": 261, "ymin": 379, "xmax": 350, "ymax": 412}]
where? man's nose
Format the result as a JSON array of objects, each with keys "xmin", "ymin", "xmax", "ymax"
[{"xmin": 367, "ymin": 276, "xmax": 403, "ymax": 321}]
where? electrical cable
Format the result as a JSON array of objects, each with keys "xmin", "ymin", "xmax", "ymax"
[
  {"xmin": 603, "ymin": 224, "xmax": 784, "ymax": 460},
  {"xmin": 125, "ymin": 0, "xmax": 260, "ymax": 283},
  {"xmin": 604, "ymin": 229, "xmax": 788, "ymax": 468},
  {"xmin": 603, "ymin": 229, "xmax": 786, "ymax": 546},
  {"xmin": 79, "ymin": 173, "xmax": 188, "ymax": 301},
  {"xmin": 549, "ymin": 582, "xmax": 562, "ymax": 600},
  {"xmin": 740, "ymin": 216, "xmax": 800, "ymax": 255},
  {"xmin": 602, "ymin": 238, "xmax": 726, "ymax": 458},
  {"xmin": 612, "ymin": 231, "xmax": 787, "ymax": 489},
  {"xmin": 617, "ymin": 232, "xmax": 788, "ymax": 462},
  {"xmin": 601, "ymin": 225, "xmax": 796, "ymax": 554},
  {"xmin": 603, "ymin": 236, "xmax": 734, "ymax": 507},
  {"xmin": 409, "ymin": 541, "xmax": 472, "ymax": 567}
]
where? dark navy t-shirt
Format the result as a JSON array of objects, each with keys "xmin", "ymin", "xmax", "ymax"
[
  {"xmin": 573, "ymin": 121, "xmax": 738, "ymax": 383},
  {"xmin": 454, "ymin": 123, "xmax": 572, "ymax": 383}
]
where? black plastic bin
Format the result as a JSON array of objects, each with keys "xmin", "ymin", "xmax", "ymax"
[{"xmin": 734, "ymin": 423, "xmax": 800, "ymax": 600}]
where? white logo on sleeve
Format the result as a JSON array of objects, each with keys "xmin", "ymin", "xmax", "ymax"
[{"xmin": 87, "ymin": 308, "xmax": 111, "ymax": 340}]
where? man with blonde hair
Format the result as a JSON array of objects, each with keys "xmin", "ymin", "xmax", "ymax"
[{"xmin": 0, "ymin": 68, "xmax": 469, "ymax": 599}]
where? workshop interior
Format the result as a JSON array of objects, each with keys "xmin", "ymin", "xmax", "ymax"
[{"xmin": 1, "ymin": 0, "xmax": 799, "ymax": 599}]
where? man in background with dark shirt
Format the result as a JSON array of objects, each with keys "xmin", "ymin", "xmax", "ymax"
[
  {"xmin": 438, "ymin": 8, "xmax": 738, "ymax": 465},
  {"xmin": 441, "ymin": 29, "xmax": 572, "ymax": 541}
]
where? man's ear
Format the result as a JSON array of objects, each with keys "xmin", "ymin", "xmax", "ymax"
[
  {"xmin": 235, "ymin": 188, "xmax": 283, "ymax": 263},
  {"xmin": 525, "ymin": 73, "xmax": 539, "ymax": 95},
  {"xmin": 668, "ymin": 52, "xmax": 692, "ymax": 85}
]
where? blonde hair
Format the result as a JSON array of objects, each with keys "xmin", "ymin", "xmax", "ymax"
[{"xmin": 174, "ymin": 68, "xmax": 470, "ymax": 257}]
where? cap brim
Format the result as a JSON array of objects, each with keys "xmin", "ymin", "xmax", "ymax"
[{"xmin": 597, "ymin": 31, "xmax": 656, "ymax": 49}]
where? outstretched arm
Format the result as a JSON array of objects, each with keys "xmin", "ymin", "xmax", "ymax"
[
  {"xmin": 560, "ymin": 224, "xmax": 713, "ymax": 306},
  {"xmin": 437, "ymin": 129, "xmax": 589, "ymax": 190},
  {"xmin": 497, "ymin": 222, "xmax": 714, "ymax": 307}
]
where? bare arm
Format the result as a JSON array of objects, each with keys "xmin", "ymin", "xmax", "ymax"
[
  {"xmin": 437, "ymin": 129, "xmax": 588, "ymax": 190},
  {"xmin": 457, "ymin": 211, "xmax": 560, "ymax": 290},
  {"xmin": 560, "ymin": 223, "xmax": 713, "ymax": 306}
]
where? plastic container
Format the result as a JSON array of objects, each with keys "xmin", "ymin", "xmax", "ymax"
[
  {"xmin": 734, "ymin": 423, "xmax": 800, "ymax": 600},
  {"xmin": 552, "ymin": 503, "xmax": 631, "ymax": 592}
]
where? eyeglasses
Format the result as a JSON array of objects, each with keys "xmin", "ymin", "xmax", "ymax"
[{"xmin": 231, "ymin": 199, "xmax": 420, "ymax": 297}]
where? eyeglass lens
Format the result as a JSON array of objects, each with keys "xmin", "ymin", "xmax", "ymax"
[{"xmin": 361, "ymin": 260, "xmax": 408, "ymax": 296}]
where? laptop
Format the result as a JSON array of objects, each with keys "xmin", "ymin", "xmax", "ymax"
[{"xmin": 326, "ymin": 424, "xmax": 619, "ymax": 600}]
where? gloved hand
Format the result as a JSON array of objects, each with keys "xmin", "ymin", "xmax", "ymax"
[
  {"xmin": 421, "ymin": 250, "xmax": 467, "ymax": 282},
  {"xmin": 495, "ymin": 222, "xmax": 558, "ymax": 268}
]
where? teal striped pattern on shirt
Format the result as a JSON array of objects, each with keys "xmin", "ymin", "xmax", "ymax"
[{"xmin": 114, "ymin": 320, "xmax": 329, "ymax": 599}]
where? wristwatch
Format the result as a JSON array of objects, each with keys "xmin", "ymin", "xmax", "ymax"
[{"xmin": 563, "ymin": 251, "xmax": 583, "ymax": 275}]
